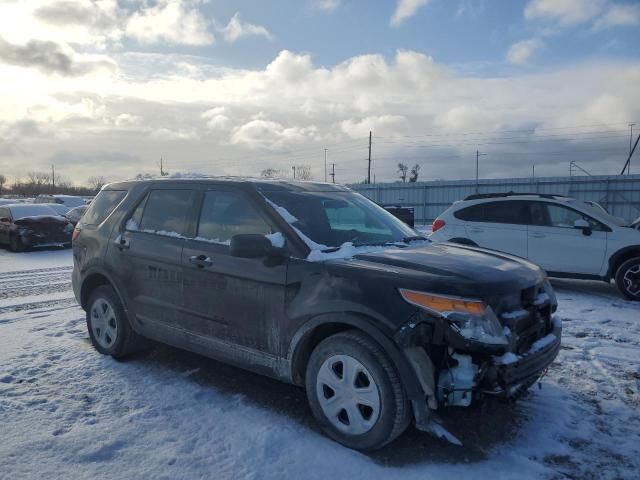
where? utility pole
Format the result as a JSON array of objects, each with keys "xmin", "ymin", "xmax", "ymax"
[
  {"xmin": 628, "ymin": 123, "xmax": 636, "ymax": 174},
  {"xmin": 330, "ymin": 163, "xmax": 336, "ymax": 184},
  {"xmin": 475, "ymin": 150, "xmax": 487, "ymax": 193},
  {"xmin": 620, "ymin": 134, "xmax": 640, "ymax": 175},
  {"xmin": 324, "ymin": 148, "xmax": 327, "ymax": 182},
  {"xmin": 292, "ymin": 166, "xmax": 296, "ymax": 180},
  {"xmin": 51, "ymin": 165, "xmax": 55, "ymax": 194},
  {"xmin": 159, "ymin": 157, "xmax": 168, "ymax": 176},
  {"xmin": 367, "ymin": 131, "xmax": 372, "ymax": 184},
  {"xmin": 532, "ymin": 164, "xmax": 535, "ymax": 177}
]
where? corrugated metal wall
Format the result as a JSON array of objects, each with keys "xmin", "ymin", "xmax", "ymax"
[{"xmin": 351, "ymin": 174, "xmax": 640, "ymax": 224}]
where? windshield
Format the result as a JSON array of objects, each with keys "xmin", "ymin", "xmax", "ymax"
[
  {"xmin": 570, "ymin": 200, "xmax": 627, "ymax": 226},
  {"xmin": 9, "ymin": 205, "xmax": 60, "ymax": 219},
  {"xmin": 263, "ymin": 190, "xmax": 419, "ymax": 248}
]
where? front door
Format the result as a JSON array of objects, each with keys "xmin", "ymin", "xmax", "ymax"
[
  {"xmin": 181, "ymin": 188, "xmax": 288, "ymax": 356},
  {"xmin": 527, "ymin": 201, "xmax": 607, "ymax": 275},
  {"xmin": 0, "ymin": 207, "xmax": 10, "ymax": 244}
]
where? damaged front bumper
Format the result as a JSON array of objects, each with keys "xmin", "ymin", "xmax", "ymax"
[{"xmin": 483, "ymin": 315, "xmax": 562, "ymax": 399}]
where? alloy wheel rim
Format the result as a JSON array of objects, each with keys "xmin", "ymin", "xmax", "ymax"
[
  {"xmin": 90, "ymin": 298, "xmax": 118, "ymax": 349},
  {"xmin": 316, "ymin": 354, "xmax": 381, "ymax": 435},
  {"xmin": 623, "ymin": 264, "xmax": 640, "ymax": 297}
]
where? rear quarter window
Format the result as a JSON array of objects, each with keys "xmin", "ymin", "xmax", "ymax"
[{"xmin": 81, "ymin": 190, "xmax": 126, "ymax": 225}]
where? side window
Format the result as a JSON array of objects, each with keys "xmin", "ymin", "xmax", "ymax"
[
  {"xmin": 482, "ymin": 201, "xmax": 528, "ymax": 224},
  {"xmin": 455, "ymin": 201, "xmax": 527, "ymax": 224},
  {"xmin": 196, "ymin": 190, "xmax": 271, "ymax": 243},
  {"xmin": 454, "ymin": 204, "xmax": 484, "ymax": 222},
  {"xmin": 137, "ymin": 189, "xmax": 194, "ymax": 235},
  {"xmin": 82, "ymin": 190, "xmax": 126, "ymax": 225},
  {"xmin": 531, "ymin": 202, "xmax": 605, "ymax": 231}
]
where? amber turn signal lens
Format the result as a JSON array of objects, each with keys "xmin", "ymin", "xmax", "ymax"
[{"xmin": 399, "ymin": 289, "xmax": 485, "ymax": 315}]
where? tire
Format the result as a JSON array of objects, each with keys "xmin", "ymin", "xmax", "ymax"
[
  {"xmin": 305, "ymin": 330, "xmax": 411, "ymax": 450},
  {"xmin": 615, "ymin": 257, "xmax": 640, "ymax": 301},
  {"xmin": 9, "ymin": 234, "xmax": 24, "ymax": 252},
  {"xmin": 86, "ymin": 285, "xmax": 143, "ymax": 358}
]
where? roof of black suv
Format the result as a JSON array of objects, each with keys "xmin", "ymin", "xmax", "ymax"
[{"xmin": 104, "ymin": 177, "xmax": 350, "ymax": 193}]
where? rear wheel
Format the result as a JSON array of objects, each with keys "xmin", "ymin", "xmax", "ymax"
[
  {"xmin": 9, "ymin": 234, "xmax": 24, "ymax": 252},
  {"xmin": 305, "ymin": 331, "xmax": 411, "ymax": 450},
  {"xmin": 86, "ymin": 285, "xmax": 142, "ymax": 358},
  {"xmin": 615, "ymin": 257, "xmax": 640, "ymax": 301}
]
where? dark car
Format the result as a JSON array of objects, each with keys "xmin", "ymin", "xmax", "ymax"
[
  {"xmin": 72, "ymin": 179, "xmax": 561, "ymax": 450},
  {"xmin": 0, "ymin": 204, "xmax": 74, "ymax": 252},
  {"xmin": 381, "ymin": 204, "xmax": 415, "ymax": 227},
  {"xmin": 65, "ymin": 205, "xmax": 88, "ymax": 226}
]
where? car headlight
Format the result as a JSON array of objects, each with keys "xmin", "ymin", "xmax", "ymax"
[
  {"xmin": 399, "ymin": 289, "xmax": 508, "ymax": 346},
  {"xmin": 64, "ymin": 223, "xmax": 74, "ymax": 233},
  {"xmin": 17, "ymin": 227, "xmax": 33, "ymax": 235}
]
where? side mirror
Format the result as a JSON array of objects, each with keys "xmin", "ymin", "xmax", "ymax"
[
  {"xmin": 230, "ymin": 234, "xmax": 285, "ymax": 259},
  {"xmin": 573, "ymin": 219, "xmax": 591, "ymax": 235}
]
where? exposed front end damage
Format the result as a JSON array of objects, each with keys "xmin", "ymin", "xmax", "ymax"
[{"xmin": 395, "ymin": 280, "xmax": 562, "ymax": 444}]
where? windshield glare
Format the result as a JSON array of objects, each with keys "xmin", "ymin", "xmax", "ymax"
[
  {"xmin": 263, "ymin": 190, "xmax": 418, "ymax": 248},
  {"xmin": 570, "ymin": 200, "xmax": 627, "ymax": 226}
]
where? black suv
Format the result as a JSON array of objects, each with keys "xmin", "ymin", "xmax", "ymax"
[{"xmin": 72, "ymin": 179, "xmax": 562, "ymax": 450}]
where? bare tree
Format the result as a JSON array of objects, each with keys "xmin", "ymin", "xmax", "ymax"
[
  {"xmin": 87, "ymin": 176, "xmax": 107, "ymax": 193},
  {"xmin": 294, "ymin": 165, "xmax": 314, "ymax": 181},
  {"xmin": 0, "ymin": 174, "xmax": 6, "ymax": 196},
  {"xmin": 260, "ymin": 168, "xmax": 283, "ymax": 179},
  {"xmin": 397, "ymin": 163, "xmax": 408, "ymax": 183},
  {"xmin": 409, "ymin": 164, "xmax": 420, "ymax": 183}
]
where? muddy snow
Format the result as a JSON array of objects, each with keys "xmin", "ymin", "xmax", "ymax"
[{"xmin": 0, "ymin": 247, "xmax": 638, "ymax": 479}]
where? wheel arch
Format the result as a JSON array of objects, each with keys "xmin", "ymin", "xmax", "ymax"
[
  {"xmin": 80, "ymin": 269, "xmax": 127, "ymax": 313},
  {"xmin": 607, "ymin": 246, "xmax": 640, "ymax": 279},
  {"xmin": 287, "ymin": 313, "xmax": 422, "ymax": 402}
]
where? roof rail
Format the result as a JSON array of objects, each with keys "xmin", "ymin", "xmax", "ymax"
[{"xmin": 463, "ymin": 192, "xmax": 571, "ymax": 201}]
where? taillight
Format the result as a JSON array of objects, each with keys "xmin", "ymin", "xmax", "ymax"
[
  {"xmin": 432, "ymin": 219, "xmax": 446, "ymax": 232},
  {"xmin": 72, "ymin": 227, "xmax": 81, "ymax": 242}
]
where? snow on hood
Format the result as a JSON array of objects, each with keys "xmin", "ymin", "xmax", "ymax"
[{"xmin": 264, "ymin": 197, "xmax": 429, "ymax": 262}]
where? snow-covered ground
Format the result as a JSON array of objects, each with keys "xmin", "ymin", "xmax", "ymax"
[{"xmin": 1, "ymin": 247, "xmax": 639, "ymax": 479}]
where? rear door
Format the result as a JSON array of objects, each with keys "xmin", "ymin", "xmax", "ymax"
[
  {"xmin": 526, "ymin": 201, "xmax": 608, "ymax": 275},
  {"xmin": 458, "ymin": 200, "xmax": 529, "ymax": 258},
  {"xmin": 181, "ymin": 187, "xmax": 288, "ymax": 356},
  {"xmin": 115, "ymin": 187, "xmax": 197, "ymax": 329}
]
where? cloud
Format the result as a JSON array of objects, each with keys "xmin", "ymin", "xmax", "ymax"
[
  {"xmin": 391, "ymin": 0, "xmax": 431, "ymax": 26},
  {"xmin": 524, "ymin": 0, "xmax": 607, "ymax": 27},
  {"xmin": 1, "ymin": 48, "xmax": 639, "ymax": 182},
  {"xmin": 313, "ymin": 0, "xmax": 342, "ymax": 12},
  {"xmin": 220, "ymin": 13, "xmax": 271, "ymax": 43},
  {"xmin": 0, "ymin": 36, "xmax": 115, "ymax": 76},
  {"xmin": 507, "ymin": 38, "xmax": 543, "ymax": 65},
  {"xmin": 593, "ymin": 3, "xmax": 640, "ymax": 30},
  {"xmin": 126, "ymin": 0, "xmax": 214, "ymax": 46}
]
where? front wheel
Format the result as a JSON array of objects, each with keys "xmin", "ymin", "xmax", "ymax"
[
  {"xmin": 305, "ymin": 331, "xmax": 411, "ymax": 450},
  {"xmin": 9, "ymin": 234, "xmax": 24, "ymax": 252},
  {"xmin": 615, "ymin": 257, "xmax": 640, "ymax": 301}
]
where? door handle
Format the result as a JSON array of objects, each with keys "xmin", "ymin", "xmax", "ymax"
[
  {"xmin": 531, "ymin": 232, "xmax": 546, "ymax": 238},
  {"xmin": 469, "ymin": 228, "xmax": 484, "ymax": 233},
  {"xmin": 114, "ymin": 235, "xmax": 130, "ymax": 250},
  {"xmin": 189, "ymin": 254, "xmax": 213, "ymax": 267}
]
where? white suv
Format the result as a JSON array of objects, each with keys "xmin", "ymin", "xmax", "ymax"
[{"xmin": 429, "ymin": 193, "xmax": 640, "ymax": 300}]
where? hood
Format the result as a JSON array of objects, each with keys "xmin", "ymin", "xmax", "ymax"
[
  {"xmin": 332, "ymin": 242, "xmax": 545, "ymax": 298},
  {"xmin": 14, "ymin": 215, "xmax": 69, "ymax": 226}
]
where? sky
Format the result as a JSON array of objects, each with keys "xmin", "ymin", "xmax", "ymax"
[{"xmin": 0, "ymin": 0, "xmax": 639, "ymax": 185}]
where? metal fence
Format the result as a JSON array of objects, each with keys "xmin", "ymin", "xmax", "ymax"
[{"xmin": 350, "ymin": 174, "xmax": 640, "ymax": 224}]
